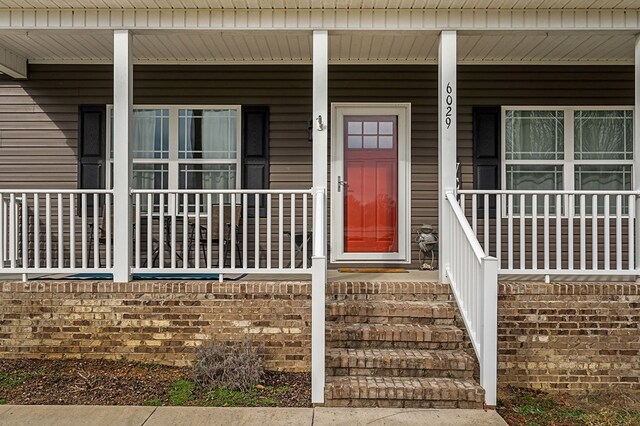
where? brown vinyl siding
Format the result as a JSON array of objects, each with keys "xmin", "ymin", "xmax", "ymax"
[{"xmin": 0, "ymin": 64, "xmax": 633, "ymax": 268}]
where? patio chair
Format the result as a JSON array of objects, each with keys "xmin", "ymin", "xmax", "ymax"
[{"xmin": 187, "ymin": 204, "xmax": 243, "ymax": 268}]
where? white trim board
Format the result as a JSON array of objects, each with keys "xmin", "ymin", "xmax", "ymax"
[
  {"xmin": 0, "ymin": 9, "xmax": 639, "ymax": 31},
  {"xmin": 330, "ymin": 102, "xmax": 412, "ymax": 264}
]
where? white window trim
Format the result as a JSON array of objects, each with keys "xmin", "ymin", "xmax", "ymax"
[
  {"xmin": 330, "ymin": 102, "xmax": 412, "ymax": 264},
  {"xmin": 501, "ymin": 106, "xmax": 634, "ymax": 217},
  {"xmin": 105, "ymin": 104, "xmax": 242, "ymax": 190}
]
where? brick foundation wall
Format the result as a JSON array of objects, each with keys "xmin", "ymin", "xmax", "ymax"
[
  {"xmin": 0, "ymin": 281, "xmax": 311, "ymax": 371},
  {"xmin": 498, "ymin": 282, "xmax": 640, "ymax": 393}
]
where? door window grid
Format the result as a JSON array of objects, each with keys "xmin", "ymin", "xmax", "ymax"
[{"xmin": 346, "ymin": 119, "xmax": 395, "ymax": 150}]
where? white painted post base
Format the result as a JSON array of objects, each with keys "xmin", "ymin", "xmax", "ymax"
[{"xmin": 311, "ymin": 256, "xmax": 326, "ymax": 404}]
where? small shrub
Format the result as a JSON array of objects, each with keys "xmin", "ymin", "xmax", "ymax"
[{"xmin": 193, "ymin": 340, "xmax": 264, "ymax": 391}]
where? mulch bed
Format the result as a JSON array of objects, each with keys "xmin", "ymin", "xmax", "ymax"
[
  {"xmin": 0, "ymin": 359, "xmax": 311, "ymax": 407},
  {"xmin": 498, "ymin": 385, "xmax": 640, "ymax": 426}
]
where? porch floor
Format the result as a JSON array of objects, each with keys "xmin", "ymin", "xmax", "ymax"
[{"xmin": 1, "ymin": 269, "xmax": 637, "ymax": 282}]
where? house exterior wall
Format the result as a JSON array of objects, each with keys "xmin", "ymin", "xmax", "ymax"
[
  {"xmin": 2, "ymin": 278, "xmax": 639, "ymax": 393},
  {"xmin": 0, "ymin": 280, "xmax": 311, "ymax": 370},
  {"xmin": 0, "ymin": 64, "xmax": 633, "ymax": 267},
  {"xmin": 498, "ymin": 281, "xmax": 640, "ymax": 393}
]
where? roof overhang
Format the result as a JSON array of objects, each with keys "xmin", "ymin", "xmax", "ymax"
[
  {"xmin": 0, "ymin": 29, "xmax": 634, "ymax": 66},
  {"xmin": 0, "ymin": 0, "xmax": 637, "ymax": 10},
  {"xmin": 0, "ymin": 8, "xmax": 638, "ymax": 31},
  {"xmin": 0, "ymin": 2, "xmax": 637, "ymax": 79}
]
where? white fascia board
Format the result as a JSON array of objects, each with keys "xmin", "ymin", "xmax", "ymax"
[
  {"xmin": 0, "ymin": 8, "xmax": 638, "ymax": 31},
  {"xmin": 0, "ymin": 42, "xmax": 26, "ymax": 79}
]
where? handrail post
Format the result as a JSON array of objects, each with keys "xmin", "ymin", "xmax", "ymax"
[{"xmin": 481, "ymin": 256, "xmax": 499, "ymax": 407}]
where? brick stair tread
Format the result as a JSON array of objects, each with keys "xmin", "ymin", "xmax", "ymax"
[
  {"xmin": 326, "ymin": 323, "xmax": 464, "ymax": 343},
  {"xmin": 326, "ymin": 348, "xmax": 476, "ymax": 371},
  {"xmin": 326, "ymin": 300, "xmax": 454, "ymax": 319},
  {"xmin": 327, "ymin": 282, "xmax": 452, "ymax": 296},
  {"xmin": 325, "ymin": 376, "xmax": 485, "ymax": 403}
]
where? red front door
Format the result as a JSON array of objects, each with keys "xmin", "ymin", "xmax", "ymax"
[{"xmin": 343, "ymin": 115, "xmax": 398, "ymax": 253}]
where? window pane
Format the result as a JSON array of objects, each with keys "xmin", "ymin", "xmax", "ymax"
[
  {"xmin": 179, "ymin": 164, "xmax": 236, "ymax": 190},
  {"xmin": 179, "ymin": 164, "xmax": 237, "ymax": 210},
  {"xmin": 506, "ymin": 165, "xmax": 563, "ymax": 214},
  {"xmin": 575, "ymin": 165, "xmax": 632, "ymax": 191},
  {"xmin": 348, "ymin": 121, "xmax": 362, "ymax": 135},
  {"xmin": 574, "ymin": 110, "xmax": 633, "ymax": 160},
  {"xmin": 363, "ymin": 136, "xmax": 377, "ymax": 148},
  {"xmin": 575, "ymin": 165, "xmax": 632, "ymax": 214},
  {"xmin": 132, "ymin": 163, "xmax": 168, "ymax": 189},
  {"xmin": 132, "ymin": 163, "xmax": 168, "ymax": 213},
  {"xmin": 347, "ymin": 135, "xmax": 362, "ymax": 149},
  {"xmin": 505, "ymin": 110, "xmax": 564, "ymax": 160},
  {"xmin": 133, "ymin": 109, "xmax": 169, "ymax": 159},
  {"xmin": 179, "ymin": 109, "xmax": 237, "ymax": 160}
]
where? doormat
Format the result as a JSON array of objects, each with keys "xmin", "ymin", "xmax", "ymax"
[
  {"xmin": 337, "ymin": 268, "xmax": 407, "ymax": 273},
  {"xmin": 34, "ymin": 273, "xmax": 247, "ymax": 281}
]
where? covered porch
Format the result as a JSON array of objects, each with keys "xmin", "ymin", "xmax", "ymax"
[{"xmin": 0, "ymin": 17, "xmax": 638, "ymax": 406}]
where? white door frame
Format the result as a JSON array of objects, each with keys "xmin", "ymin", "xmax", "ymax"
[{"xmin": 330, "ymin": 102, "xmax": 412, "ymax": 263}]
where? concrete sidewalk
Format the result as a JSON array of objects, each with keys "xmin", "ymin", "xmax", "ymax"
[{"xmin": 0, "ymin": 405, "xmax": 508, "ymax": 425}]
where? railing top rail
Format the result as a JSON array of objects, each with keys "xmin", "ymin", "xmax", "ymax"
[
  {"xmin": 0, "ymin": 189, "xmax": 114, "ymax": 194},
  {"xmin": 458, "ymin": 189, "xmax": 640, "ymax": 195},
  {"xmin": 130, "ymin": 189, "xmax": 314, "ymax": 195},
  {"xmin": 446, "ymin": 191, "xmax": 486, "ymax": 263}
]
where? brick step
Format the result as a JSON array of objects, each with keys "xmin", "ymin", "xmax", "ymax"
[
  {"xmin": 326, "ymin": 300, "xmax": 455, "ymax": 325},
  {"xmin": 326, "ymin": 348, "xmax": 476, "ymax": 378},
  {"xmin": 326, "ymin": 282, "xmax": 452, "ymax": 300},
  {"xmin": 326, "ymin": 323, "xmax": 464, "ymax": 350},
  {"xmin": 324, "ymin": 376, "xmax": 485, "ymax": 409}
]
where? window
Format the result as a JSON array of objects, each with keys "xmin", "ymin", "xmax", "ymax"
[
  {"xmin": 106, "ymin": 105, "xmax": 241, "ymax": 193},
  {"xmin": 503, "ymin": 107, "xmax": 633, "ymax": 214}
]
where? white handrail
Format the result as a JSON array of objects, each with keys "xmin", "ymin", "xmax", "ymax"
[
  {"xmin": 445, "ymin": 191, "xmax": 498, "ymax": 406},
  {"xmin": 458, "ymin": 189, "xmax": 639, "ymax": 276}
]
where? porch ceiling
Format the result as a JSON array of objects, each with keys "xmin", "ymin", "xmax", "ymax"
[
  {"xmin": 0, "ymin": 0, "xmax": 637, "ymax": 9},
  {"xmin": 0, "ymin": 30, "xmax": 634, "ymax": 65}
]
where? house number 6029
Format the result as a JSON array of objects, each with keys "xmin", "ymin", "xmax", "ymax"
[{"xmin": 445, "ymin": 82, "xmax": 453, "ymax": 129}]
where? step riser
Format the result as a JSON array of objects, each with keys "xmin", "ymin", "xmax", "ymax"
[
  {"xmin": 324, "ymin": 399, "xmax": 483, "ymax": 409},
  {"xmin": 327, "ymin": 316, "xmax": 456, "ymax": 325},
  {"xmin": 327, "ymin": 301, "xmax": 454, "ymax": 318},
  {"xmin": 326, "ymin": 329, "xmax": 463, "ymax": 344},
  {"xmin": 328, "ymin": 294, "xmax": 453, "ymax": 302},
  {"xmin": 327, "ymin": 341, "xmax": 464, "ymax": 350},
  {"xmin": 327, "ymin": 282, "xmax": 453, "ymax": 296},
  {"xmin": 327, "ymin": 368, "xmax": 474, "ymax": 379}
]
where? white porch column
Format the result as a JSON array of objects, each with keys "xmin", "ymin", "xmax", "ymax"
[
  {"xmin": 311, "ymin": 30, "xmax": 328, "ymax": 405},
  {"xmin": 438, "ymin": 30, "xmax": 457, "ymax": 283},
  {"xmin": 113, "ymin": 30, "xmax": 133, "ymax": 283},
  {"xmin": 635, "ymin": 35, "xmax": 640, "ymax": 274}
]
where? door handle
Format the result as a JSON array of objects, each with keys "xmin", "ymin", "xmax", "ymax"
[{"xmin": 337, "ymin": 177, "xmax": 348, "ymax": 192}]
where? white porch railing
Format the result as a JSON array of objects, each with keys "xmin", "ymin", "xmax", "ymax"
[
  {"xmin": 0, "ymin": 189, "xmax": 114, "ymax": 274},
  {"xmin": 458, "ymin": 190, "xmax": 639, "ymax": 276},
  {"xmin": 130, "ymin": 189, "xmax": 313, "ymax": 274},
  {"xmin": 444, "ymin": 191, "xmax": 498, "ymax": 406}
]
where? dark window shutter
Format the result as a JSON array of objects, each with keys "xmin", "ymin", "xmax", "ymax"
[
  {"xmin": 78, "ymin": 105, "xmax": 106, "ymax": 214},
  {"xmin": 241, "ymin": 106, "xmax": 269, "ymax": 217},
  {"xmin": 472, "ymin": 106, "xmax": 501, "ymax": 217}
]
